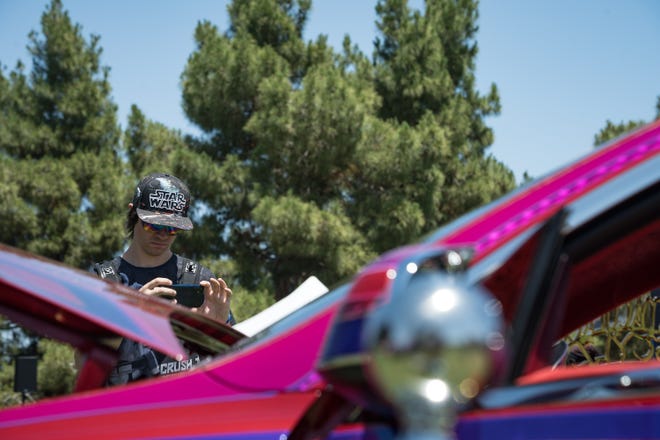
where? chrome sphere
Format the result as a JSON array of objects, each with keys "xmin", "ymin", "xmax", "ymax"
[{"xmin": 363, "ymin": 268, "xmax": 505, "ymax": 440}]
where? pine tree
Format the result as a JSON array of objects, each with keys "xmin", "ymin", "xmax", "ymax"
[
  {"xmin": 0, "ymin": 0, "xmax": 129, "ymax": 267},
  {"xmin": 180, "ymin": 0, "xmax": 515, "ymax": 298},
  {"xmin": 593, "ymin": 96, "xmax": 659, "ymax": 146}
]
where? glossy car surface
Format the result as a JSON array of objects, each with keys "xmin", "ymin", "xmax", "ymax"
[{"xmin": 1, "ymin": 120, "xmax": 659, "ymax": 439}]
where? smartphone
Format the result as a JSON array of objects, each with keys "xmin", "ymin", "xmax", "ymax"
[{"xmin": 171, "ymin": 284, "xmax": 205, "ymax": 308}]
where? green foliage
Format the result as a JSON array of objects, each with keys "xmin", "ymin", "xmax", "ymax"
[
  {"xmin": 593, "ymin": 119, "xmax": 647, "ymax": 147},
  {"xmin": 18, "ymin": 0, "xmax": 660, "ymax": 305},
  {"xmin": 0, "ymin": 339, "xmax": 76, "ymax": 407},
  {"xmin": 0, "ymin": 363, "xmax": 20, "ymax": 408},
  {"xmin": 373, "ymin": 0, "xmax": 499, "ymax": 150},
  {"xmin": 37, "ymin": 339, "xmax": 76, "ymax": 398},
  {"xmin": 0, "ymin": 0, "xmax": 129, "ymax": 267},
  {"xmin": 0, "ymin": 316, "xmax": 74, "ymax": 406},
  {"xmin": 2, "ymin": 0, "xmax": 519, "ymax": 303},
  {"xmin": 124, "ymin": 105, "xmax": 190, "ymax": 177},
  {"xmin": 593, "ymin": 95, "xmax": 660, "ymax": 147},
  {"xmin": 181, "ymin": 0, "xmax": 515, "ymax": 298},
  {"xmin": 253, "ymin": 195, "xmax": 375, "ymax": 294},
  {"xmin": 0, "ymin": 0, "xmax": 132, "ymax": 396},
  {"xmin": 229, "ymin": 286, "xmax": 277, "ymax": 323}
]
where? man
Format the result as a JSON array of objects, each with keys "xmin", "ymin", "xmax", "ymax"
[{"xmin": 93, "ymin": 172, "xmax": 234, "ymax": 384}]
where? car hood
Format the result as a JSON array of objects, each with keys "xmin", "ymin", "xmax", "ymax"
[{"xmin": 0, "ymin": 244, "xmax": 244, "ymax": 360}]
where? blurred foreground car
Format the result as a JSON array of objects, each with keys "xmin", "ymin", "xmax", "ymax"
[{"xmin": 1, "ymin": 120, "xmax": 659, "ymax": 439}]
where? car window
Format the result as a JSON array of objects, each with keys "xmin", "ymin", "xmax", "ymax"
[
  {"xmin": 0, "ymin": 314, "xmax": 77, "ymax": 408},
  {"xmin": 563, "ymin": 289, "xmax": 660, "ymax": 365}
]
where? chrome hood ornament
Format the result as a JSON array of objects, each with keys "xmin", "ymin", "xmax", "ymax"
[{"xmin": 363, "ymin": 248, "xmax": 506, "ymax": 440}]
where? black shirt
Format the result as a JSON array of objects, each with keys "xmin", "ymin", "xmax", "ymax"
[{"xmin": 116, "ymin": 254, "xmax": 180, "ymax": 288}]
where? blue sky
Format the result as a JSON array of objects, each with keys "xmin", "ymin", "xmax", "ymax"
[{"xmin": 1, "ymin": 1, "xmax": 658, "ymax": 182}]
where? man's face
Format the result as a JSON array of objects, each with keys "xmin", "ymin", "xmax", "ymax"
[{"xmin": 133, "ymin": 220, "xmax": 178, "ymax": 257}]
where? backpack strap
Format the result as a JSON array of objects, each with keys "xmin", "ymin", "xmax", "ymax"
[
  {"xmin": 93, "ymin": 256, "xmax": 123, "ymax": 283},
  {"xmin": 176, "ymin": 256, "xmax": 204, "ymax": 284}
]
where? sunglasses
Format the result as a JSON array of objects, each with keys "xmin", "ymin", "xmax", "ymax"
[{"xmin": 141, "ymin": 220, "xmax": 181, "ymax": 236}]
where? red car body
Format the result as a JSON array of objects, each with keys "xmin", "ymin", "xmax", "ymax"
[{"xmin": 1, "ymin": 120, "xmax": 659, "ymax": 439}]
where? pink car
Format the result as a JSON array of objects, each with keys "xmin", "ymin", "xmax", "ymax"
[{"xmin": 1, "ymin": 119, "xmax": 659, "ymax": 439}]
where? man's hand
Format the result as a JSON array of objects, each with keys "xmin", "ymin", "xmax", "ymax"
[
  {"xmin": 138, "ymin": 276, "xmax": 232, "ymax": 324},
  {"xmin": 138, "ymin": 277, "xmax": 176, "ymax": 299},
  {"xmin": 194, "ymin": 277, "xmax": 232, "ymax": 323}
]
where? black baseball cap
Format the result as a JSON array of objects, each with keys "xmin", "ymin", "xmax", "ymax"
[{"xmin": 132, "ymin": 173, "xmax": 193, "ymax": 230}]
